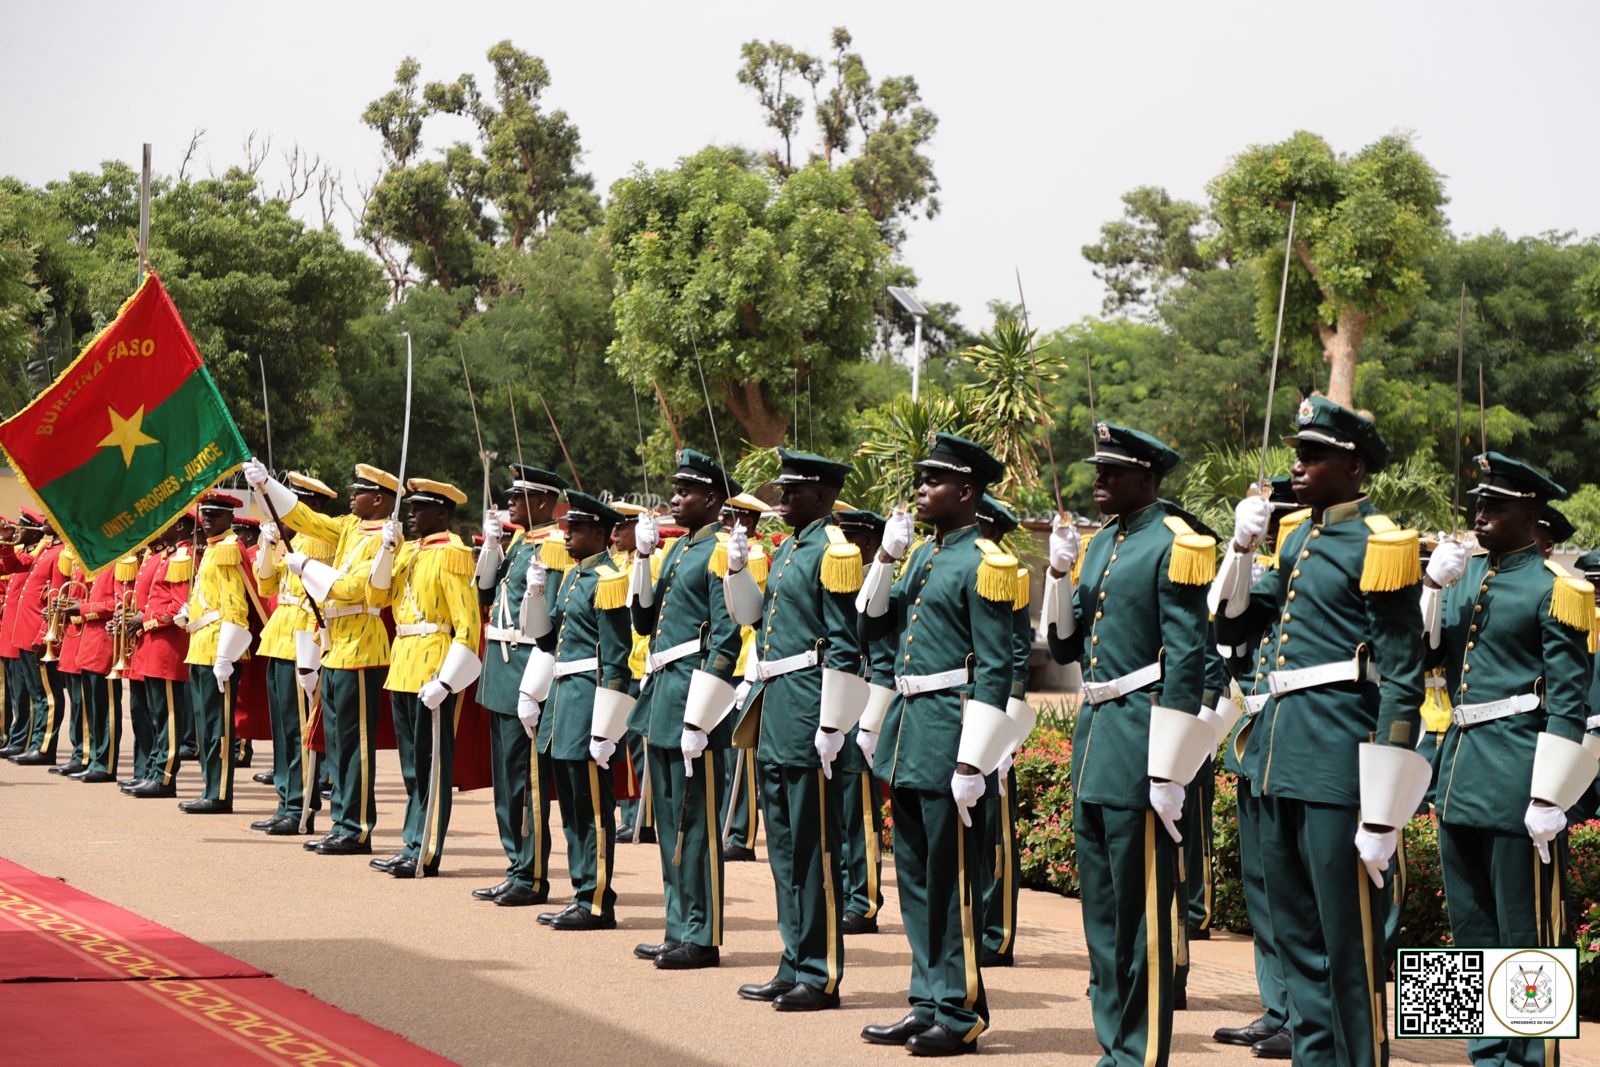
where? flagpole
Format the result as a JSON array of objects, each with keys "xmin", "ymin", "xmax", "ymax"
[{"xmin": 136, "ymin": 144, "xmax": 151, "ymax": 285}]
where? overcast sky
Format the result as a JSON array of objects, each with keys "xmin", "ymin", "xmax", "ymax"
[{"xmin": 4, "ymin": 0, "xmax": 1597, "ymax": 333}]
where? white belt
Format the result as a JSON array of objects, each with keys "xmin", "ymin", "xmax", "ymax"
[
  {"xmin": 895, "ymin": 667, "xmax": 968, "ymax": 696},
  {"xmin": 1243, "ymin": 693, "xmax": 1270, "ymax": 716},
  {"xmin": 395, "ymin": 622, "xmax": 452, "ymax": 638},
  {"xmin": 554, "ymin": 656, "xmax": 600, "ymax": 679},
  {"xmin": 1267, "ymin": 659, "xmax": 1379, "ymax": 698},
  {"xmin": 484, "ymin": 625, "xmax": 529, "ymax": 646},
  {"xmin": 1081, "ymin": 661, "xmax": 1162, "ymax": 706},
  {"xmin": 323, "ymin": 605, "xmax": 380, "ymax": 620},
  {"xmin": 754, "ymin": 649, "xmax": 818, "ymax": 681},
  {"xmin": 278, "ymin": 594, "xmax": 304, "ymax": 610},
  {"xmin": 184, "ymin": 610, "xmax": 220, "ymax": 634},
  {"xmin": 645, "ymin": 639, "xmax": 701, "ymax": 676},
  {"xmin": 1452, "ymin": 693, "xmax": 1540, "ymax": 728}
]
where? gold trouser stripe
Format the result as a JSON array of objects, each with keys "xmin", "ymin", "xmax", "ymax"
[
  {"xmin": 744, "ymin": 754, "xmax": 759, "ymax": 832},
  {"xmin": 528, "ymin": 745, "xmax": 545, "ymax": 877},
  {"xmin": 704, "ymin": 748, "xmax": 722, "ymax": 944},
  {"xmin": 1355, "ymin": 849, "xmax": 1382, "ymax": 1066},
  {"xmin": 1143, "ymin": 812, "xmax": 1162, "ymax": 1067},
  {"xmin": 1201, "ymin": 820, "xmax": 1214, "ymax": 927},
  {"xmin": 23, "ymin": 663, "xmax": 37, "ymax": 750},
  {"xmin": 1393, "ymin": 830, "xmax": 1407, "ymax": 913},
  {"xmin": 105, "ymin": 677, "xmax": 119, "ymax": 775},
  {"xmin": 355, "ymin": 673, "xmax": 371, "ymax": 842},
  {"xmin": 419, "ymin": 698, "xmax": 451, "ymax": 869},
  {"xmin": 958, "ymin": 814, "xmax": 985, "ymax": 1043},
  {"xmin": 817, "ymin": 769, "xmax": 840, "ymax": 994},
  {"xmin": 79, "ymin": 680, "xmax": 89, "ymax": 755},
  {"xmin": 1545, "ymin": 842, "xmax": 1561, "ymax": 1066},
  {"xmin": 296, "ymin": 682, "xmax": 312, "ymax": 817},
  {"xmin": 589, "ymin": 761, "xmax": 609, "ymax": 915},
  {"xmin": 1172, "ymin": 889, "xmax": 1188, "ymax": 969},
  {"xmin": 998, "ymin": 786, "xmax": 1016, "ymax": 954},
  {"xmin": 218, "ymin": 678, "xmax": 233, "ymax": 802},
  {"xmin": 861, "ymin": 772, "xmax": 881, "ymax": 918},
  {"xmin": 161, "ymin": 681, "xmax": 177, "ymax": 784},
  {"xmin": 38, "ymin": 662, "xmax": 57, "ymax": 749}
]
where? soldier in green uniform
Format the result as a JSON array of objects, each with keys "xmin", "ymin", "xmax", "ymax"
[
  {"xmin": 1421, "ymin": 453, "xmax": 1593, "ymax": 1067},
  {"xmin": 628, "ymin": 450, "xmax": 745, "ymax": 970},
  {"xmin": 472, "ymin": 464, "xmax": 571, "ymax": 907},
  {"xmin": 857, "ymin": 433, "xmax": 1018, "ymax": 1056},
  {"xmin": 726, "ymin": 450, "xmax": 861, "ymax": 1011},
  {"xmin": 520, "ymin": 491, "xmax": 633, "ymax": 929},
  {"xmin": 835, "ymin": 508, "xmax": 891, "ymax": 935},
  {"xmin": 609, "ymin": 501, "xmax": 655, "ymax": 844},
  {"xmin": 1212, "ymin": 396, "xmax": 1426, "ymax": 1067},
  {"xmin": 1040, "ymin": 424, "xmax": 1215, "ymax": 1066}
]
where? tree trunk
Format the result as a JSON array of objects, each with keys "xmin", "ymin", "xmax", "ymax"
[
  {"xmin": 1317, "ymin": 306, "xmax": 1370, "ymax": 409},
  {"xmin": 722, "ymin": 378, "xmax": 788, "ymax": 447}
]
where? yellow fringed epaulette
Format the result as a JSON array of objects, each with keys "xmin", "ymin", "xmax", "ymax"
[
  {"xmin": 1162, "ymin": 515, "xmax": 1217, "ymax": 586},
  {"xmin": 57, "ymin": 549, "xmax": 76, "ymax": 578},
  {"xmin": 164, "ymin": 546, "xmax": 194, "ymax": 583},
  {"xmin": 437, "ymin": 541, "xmax": 474, "ymax": 577},
  {"xmin": 114, "ymin": 556, "xmax": 139, "ymax": 582},
  {"xmin": 1545, "ymin": 562, "xmax": 1596, "ymax": 634},
  {"xmin": 708, "ymin": 531, "xmax": 730, "ymax": 578},
  {"xmin": 207, "ymin": 538, "xmax": 242, "ymax": 568},
  {"xmin": 1358, "ymin": 523, "xmax": 1421, "ymax": 592},
  {"xmin": 748, "ymin": 544, "xmax": 770, "ymax": 586},
  {"xmin": 1271, "ymin": 508, "xmax": 1312, "ymax": 568},
  {"xmin": 1013, "ymin": 566, "xmax": 1030, "ymax": 611},
  {"xmin": 294, "ymin": 533, "xmax": 336, "ymax": 564},
  {"xmin": 1069, "ymin": 530, "xmax": 1096, "ymax": 585},
  {"xmin": 973, "ymin": 537, "xmax": 1019, "ymax": 603},
  {"xmin": 595, "ymin": 566, "xmax": 628, "ymax": 611},
  {"xmin": 821, "ymin": 525, "xmax": 863, "ymax": 594},
  {"xmin": 538, "ymin": 536, "xmax": 576, "ymax": 573}
]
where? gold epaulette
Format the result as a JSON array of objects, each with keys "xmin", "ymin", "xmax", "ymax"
[
  {"xmin": 1272, "ymin": 508, "xmax": 1313, "ymax": 568},
  {"xmin": 1013, "ymin": 565, "xmax": 1030, "ymax": 611},
  {"xmin": 165, "ymin": 546, "xmax": 194, "ymax": 583},
  {"xmin": 708, "ymin": 530, "xmax": 730, "ymax": 578},
  {"xmin": 296, "ymin": 533, "xmax": 336, "ymax": 564},
  {"xmin": 1162, "ymin": 515, "xmax": 1217, "ymax": 586},
  {"xmin": 537, "ymin": 534, "xmax": 575, "ymax": 573},
  {"xmin": 973, "ymin": 537, "xmax": 1019, "ymax": 603},
  {"xmin": 436, "ymin": 541, "xmax": 474, "ymax": 577},
  {"xmin": 1545, "ymin": 560, "xmax": 1596, "ymax": 634},
  {"xmin": 207, "ymin": 538, "xmax": 242, "ymax": 568},
  {"xmin": 748, "ymin": 543, "xmax": 770, "ymax": 586},
  {"xmin": 1358, "ymin": 516, "xmax": 1420, "ymax": 592},
  {"xmin": 820, "ymin": 525, "xmax": 863, "ymax": 594},
  {"xmin": 57, "ymin": 549, "xmax": 76, "ymax": 578},
  {"xmin": 1069, "ymin": 530, "xmax": 1096, "ymax": 585},
  {"xmin": 114, "ymin": 556, "xmax": 139, "ymax": 582},
  {"xmin": 595, "ymin": 564, "xmax": 628, "ymax": 611}
]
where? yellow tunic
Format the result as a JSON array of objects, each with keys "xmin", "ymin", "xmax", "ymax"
[
  {"xmin": 182, "ymin": 533, "xmax": 250, "ymax": 666},
  {"xmin": 256, "ymin": 532, "xmax": 336, "ymax": 661},
  {"xmin": 282, "ymin": 504, "xmax": 391, "ymax": 669},
  {"xmin": 370, "ymin": 532, "xmax": 481, "ymax": 693}
]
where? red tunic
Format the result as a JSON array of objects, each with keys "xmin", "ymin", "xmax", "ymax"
[
  {"xmin": 0, "ymin": 570, "xmax": 29, "ymax": 659},
  {"xmin": 131, "ymin": 549, "xmax": 190, "ymax": 683},
  {"xmin": 232, "ymin": 544, "xmax": 275, "ymax": 741},
  {"xmin": 7, "ymin": 542, "xmax": 62, "ymax": 653},
  {"xmin": 74, "ymin": 568, "xmax": 120, "ymax": 676}
]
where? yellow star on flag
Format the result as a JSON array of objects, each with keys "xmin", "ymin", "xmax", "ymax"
[{"xmin": 98, "ymin": 405, "xmax": 159, "ymax": 468}]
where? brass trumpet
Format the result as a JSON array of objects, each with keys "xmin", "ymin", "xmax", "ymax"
[
  {"xmin": 39, "ymin": 579, "xmax": 88, "ymax": 664},
  {"xmin": 108, "ymin": 590, "xmax": 140, "ymax": 681}
]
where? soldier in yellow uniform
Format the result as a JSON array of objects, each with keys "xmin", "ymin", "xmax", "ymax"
[
  {"xmin": 245, "ymin": 459, "xmax": 396, "ymax": 856},
  {"xmin": 252, "ymin": 473, "xmax": 339, "ymax": 835},
  {"xmin": 721, "ymin": 492, "xmax": 770, "ymax": 862},
  {"xmin": 176, "ymin": 491, "xmax": 253, "ymax": 815},
  {"xmin": 367, "ymin": 478, "xmax": 483, "ymax": 878}
]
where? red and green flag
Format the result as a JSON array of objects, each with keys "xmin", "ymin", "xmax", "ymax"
[{"xmin": 0, "ymin": 273, "xmax": 250, "ymax": 576}]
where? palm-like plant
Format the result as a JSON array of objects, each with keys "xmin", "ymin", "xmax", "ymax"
[
  {"xmin": 853, "ymin": 388, "xmax": 980, "ymax": 514},
  {"xmin": 957, "ymin": 317, "xmax": 1065, "ymax": 500}
]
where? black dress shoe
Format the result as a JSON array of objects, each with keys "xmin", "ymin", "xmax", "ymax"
[
  {"xmin": 655, "ymin": 943, "xmax": 719, "ymax": 970},
  {"xmin": 79, "ymin": 770, "xmax": 118, "ymax": 783},
  {"xmin": 722, "ymin": 844, "xmax": 757, "ymax": 862},
  {"xmin": 1187, "ymin": 924, "xmax": 1211, "ymax": 941},
  {"xmin": 495, "ymin": 883, "xmax": 546, "ymax": 907},
  {"xmin": 774, "ymin": 983, "xmax": 840, "ymax": 1012},
  {"xmin": 634, "ymin": 941, "xmax": 676, "ymax": 960},
  {"xmin": 472, "ymin": 879, "xmax": 514, "ymax": 901},
  {"xmin": 66, "ymin": 767, "xmax": 93, "ymax": 780},
  {"xmin": 538, "ymin": 903, "xmax": 582, "ymax": 926},
  {"xmin": 862, "ymin": 1014, "xmax": 932, "ymax": 1046},
  {"xmin": 10, "ymin": 750, "xmax": 53, "ymax": 765},
  {"xmin": 129, "ymin": 780, "xmax": 175, "ymax": 798},
  {"xmin": 388, "ymin": 858, "xmax": 437, "ymax": 878},
  {"xmin": 303, "ymin": 835, "xmax": 328, "ymax": 852},
  {"xmin": 178, "ymin": 798, "xmax": 233, "ymax": 814},
  {"xmin": 266, "ymin": 815, "xmax": 313, "ymax": 836},
  {"xmin": 906, "ymin": 1023, "xmax": 976, "ymax": 1057},
  {"xmin": 52, "ymin": 762, "xmax": 86, "ymax": 776},
  {"xmin": 1214, "ymin": 1015, "xmax": 1279, "ymax": 1047},
  {"xmin": 0, "ymin": 744, "xmax": 22, "ymax": 757},
  {"xmin": 637, "ymin": 827, "xmax": 656, "ymax": 844},
  {"xmin": 315, "ymin": 835, "xmax": 371, "ymax": 855},
  {"xmin": 1174, "ymin": 988, "xmax": 1188, "ymax": 1011},
  {"xmin": 738, "ymin": 976, "xmax": 795, "ymax": 1002},
  {"xmin": 980, "ymin": 947, "xmax": 1013, "ymax": 968},
  {"xmin": 118, "ymin": 777, "xmax": 140, "ymax": 788},
  {"xmin": 370, "ymin": 853, "xmax": 406, "ymax": 872},
  {"xmin": 615, "ymin": 825, "xmax": 635, "ymax": 844},
  {"xmin": 1251, "ymin": 1031, "xmax": 1292, "ymax": 1059},
  {"xmin": 550, "ymin": 908, "xmax": 616, "ymax": 931},
  {"xmin": 842, "ymin": 911, "xmax": 878, "ymax": 935},
  {"xmin": 252, "ymin": 770, "xmax": 273, "ymax": 784},
  {"xmin": 250, "ymin": 816, "xmax": 280, "ymax": 831}
]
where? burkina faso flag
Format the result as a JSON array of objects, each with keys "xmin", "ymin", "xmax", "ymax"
[{"xmin": 0, "ymin": 273, "xmax": 249, "ymax": 576}]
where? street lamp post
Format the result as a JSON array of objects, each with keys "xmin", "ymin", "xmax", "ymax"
[{"xmin": 887, "ymin": 286, "xmax": 928, "ymax": 402}]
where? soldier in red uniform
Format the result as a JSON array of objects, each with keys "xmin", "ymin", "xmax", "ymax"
[
  {"xmin": 52, "ymin": 549, "xmax": 89, "ymax": 777},
  {"xmin": 71, "ymin": 554, "xmax": 130, "ymax": 782},
  {"xmin": 125, "ymin": 517, "xmax": 195, "ymax": 798},
  {"xmin": 0, "ymin": 512, "xmax": 46, "ymax": 755},
  {"xmin": 119, "ymin": 533, "xmax": 164, "ymax": 789},
  {"xmin": 6, "ymin": 518, "xmax": 66, "ymax": 765}
]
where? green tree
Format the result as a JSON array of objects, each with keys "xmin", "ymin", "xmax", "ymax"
[
  {"xmin": 1208, "ymin": 131, "xmax": 1447, "ymax": 408},
  {"xmin": 0, "ymin": 188, "xmax": 46, "ymax": 415},
  {"xmin": 1082, "ymin": 186, "xmax": 1217, "ymax": 315},
  {"xmin": 956, "ymin": 314, "xmax": 1063, "ymax": 504}
]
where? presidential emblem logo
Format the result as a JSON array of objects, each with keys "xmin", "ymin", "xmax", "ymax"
[
  {"xmin": 1095, "ymin": 422, "xmax": 1111, "ymax": 443},
  {"xmin": 1297, "ymin": 398, "xmax": 1315, "ymax": 425},
  {"xmin": 1510, "ymin": 964, "xmax": 1554, "ymax": 1015}
]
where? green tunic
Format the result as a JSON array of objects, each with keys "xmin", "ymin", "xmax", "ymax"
[
  {"xmin": 477, "ymin": 524, "xmax": 564, "ymax": 715},
  {"xmin": 536, "ymin": 552, "xmax": 632, "ymax": 762}
]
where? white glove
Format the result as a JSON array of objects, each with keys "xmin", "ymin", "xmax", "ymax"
[
  {"xmin": 1048, "ymin": 514, "xmax": 1081, "ymax": 575},
  {"xmin": 1426, "ymin": 537, "xmax": 1470, "ymax": 589},
  {"xmin": 517, "ymin": 691, "xmax": 540, "ymax": 738},
  {"xmin": 635, "ymin": 513, "xmax": 660, "ymax": 556},
  {"xmin": 856, "ymin": 728, "xmax": 879, "ymax": 764},
  {"xmin": 590, "ymin": 737, "xmax": 617, "ymax": 768},
  {"xmin": 1232, "ymin": 494, "xmax": 1273, "ymax": 550},
  {"xmin": 284, "ymin": 551, "xmax": 308, "ymax": 577},
  {"xmin": 482, "ymin": 510, "xmax": 504, "ymax": 543},
  {"xmin": 525, "ymin": 555, "xmax": 548, "ymax": 598},
  {"xmin": 296, "ymin": 666, "xmax": 320, "ymax": 698},
  {"xmin": 725, "ymin": 525, "xmax": 749, "ymax": 573},
  {"xmin": 418, "ymin": 679, "xmax": 449, "ymax": 711},
  {"xmin": 1150, "ymin": 780, "xmax": 1185, "ymax": 843},
  {"xmin": 1354, "ymin": 825, "xmax": 1397, "ymax": 888},
  {"xmin": 951, "ymin": 770, "xmax": 986, "ymax": 827},
  {"xmin": 260, "ymin": 523, "xmax": 280, "ymax": 551},
  {"xmin": 381, "ymin": 521, "xmax": 401, "ymax": 551},
  {"xmin": 212, "ymin": 658, "xmax": 235, "ymax": 692},
  {"xmin": 173, "ymin": 607, "xmax": 190, "ymax": 630},
  {"xmin": 681, "ymin": 725, "xmax": 708, "ymax": 777},
  {"xmin": 998, "ymin": 750, "xmax": 1015, "ymax": 797},
  {"xmin": 1525, "ymin": 801, "xmax": 1567, "ymax": 864},
  {"xmin": 814, "ymin": 728, "xmax": 845, "ymax": 779},
  {"xmin": 881, "ymin": 507, "xmax": 914, "ymax": 560},
  {"xmin": 242, "ymin": 457, "xmax": 269, "ymax": 488}
]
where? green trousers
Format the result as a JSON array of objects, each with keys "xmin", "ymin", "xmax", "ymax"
[
  {"xmin": 1183, "ymin": 768, "xmax": 1215, "ymax": 931},
  {"xmin": 759, "ymin": 761, "xmax": 846, "ymax": 993},
  {"xmin": 175, "ymin": 663, "xmax": 197, "ymax": 755},
  {"xmin": 722, "ymin": 746, "xmax": 760, "ymax": 851},
  {"xmin": 1439, "ymin": 822, "xmax": 1566, "ymax": 1067},
  {"xmin": 1235, "ymin": 785, "xmax": 1290, "ymax": 1031},
  {"xmin": 187, "ymin": 665, "xmax": 236, "ymax": 802},
  {"xmin": 128, "ymin": 672, "xmax": 151, "ymax": 777},
  {"xmin": 21, "ymin": 651, "xmax": 63, "ymax": 757},
  {"xmin": 1259, "ymin": 796, "xmax": 1388, "ymax": 1067},
  {"xmin": 488, "ymin": 711, "xmax": 551, "ymax": 892},
  {"xmin": 266, "ymin": 660, "xmax": 317, "ymax": 819},
  {"xmin": 1077, "ymin": 799, "xmax": 1175, "ymax": 1066},
  {"xmin": 393, "ymin": 691, "xmax": 459, "ymax": 870},
  {"xmin": 978, "ymin": 767, "xmax": 1021, "ymax": 961},
  {"xmin": 618, "ymin": 729, "xmax": 649, "ymax": 829},
  {"xmin": 3, "ymin": 657, "xmax": 28, "ymax": 749},
  {"xmin": 890, "ymin": 783, "xmax": 989, "ymax": 1042},
  {"xmin": 64, "ymin": 671, "xmax": 84, "ymax": 765},
  {"xmin": 79, "ymin": 670, "xmax": 121, "ymax": 775},
  {"xmin": 648, "ymin": 743, "xmax": 725, "ymax": 947},
  {"xmin": 554, "ymin": 757, "xmax": 617, "ymax": 915},
  {"xmin": 320, "ymin": 667, "xmax": 382, "ymax": 842},
  {"xmin": 140, "ymin": 677, "xmax": 181, "ymax": 785},
  {"xmin": 838, "ymin": 768, "xmax": 884, "ymax": 920}
]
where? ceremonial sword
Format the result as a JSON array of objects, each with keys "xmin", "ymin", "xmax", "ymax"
[{"xmin": 1256, "ymin": 201, "xmax": 1297, "ymax": 493}]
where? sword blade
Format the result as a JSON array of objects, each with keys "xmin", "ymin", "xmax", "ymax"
[
  {"xmin": 394, "ymin": 332, "xmax": 415, "ymax": 521},
  {"xmin": 1257, "ymin": 201, "xmax": 1297, "ymax": 491}
]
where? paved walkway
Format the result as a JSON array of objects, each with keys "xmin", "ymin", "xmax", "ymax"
[{"xmin": 1, "ymin": 743, "xmax": 1586, "ymax": 1065}]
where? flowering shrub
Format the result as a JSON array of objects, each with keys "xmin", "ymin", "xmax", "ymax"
[{"xmin": 1014, "ymin": 728, "xmax": 1078, "ymax": 892}]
